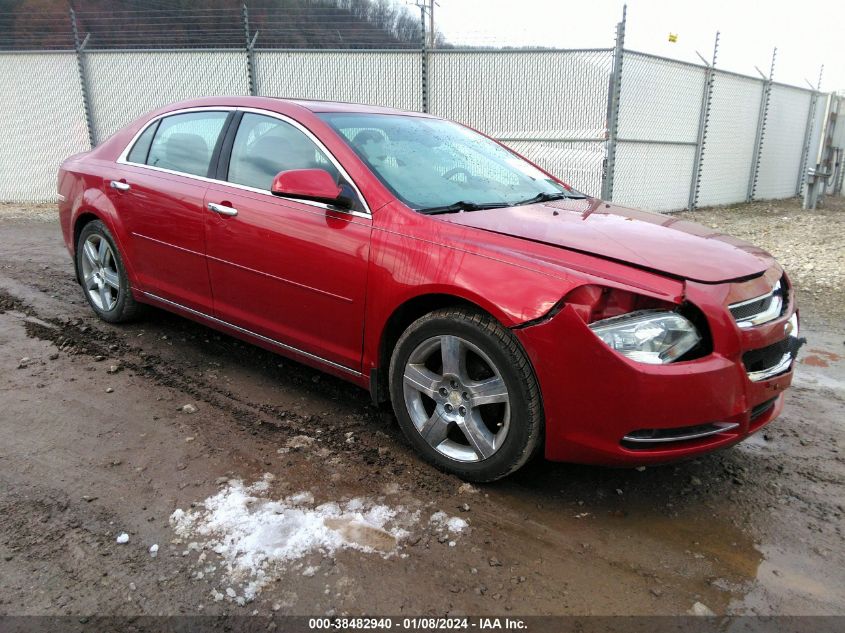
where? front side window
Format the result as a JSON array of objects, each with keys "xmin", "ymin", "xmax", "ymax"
[
  {"xmin": 319, "ymin": 113, "xmax": 572, "ymax": 212},
  {"xmin": 143, "ymin": 111, "xmax": 229, "ymax": 177},
  {"xmin": 227, "ymin": 113, "xmax": 340, "ymax": 191}
]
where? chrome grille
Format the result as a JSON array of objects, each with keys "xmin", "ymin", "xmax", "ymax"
[
  {"xmin": 743, "ymin": 322, "xmax": 804, "ymax": 382},
  {"xmin": 729, "ymin": 278, "xmax": 786, "ymax": 328}
]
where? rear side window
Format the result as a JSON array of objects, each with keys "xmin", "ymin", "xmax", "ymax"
[
  {"xmin": 126, "ymin": 120, "xmax": 158, "ymax": 164},
  {"xmin": 227, "ymin": 113, "xmax": 340, "ymax": 190},
  {"xmin": 144, "ymin": 111, "xmax": 229, "ymax": 177}
]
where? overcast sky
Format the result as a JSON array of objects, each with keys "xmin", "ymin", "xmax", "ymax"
[{"xmin": 433, "ymin": 0, "xmax": 842, "ymax": 91}]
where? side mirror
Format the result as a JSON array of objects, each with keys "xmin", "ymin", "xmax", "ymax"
[{"xmin": 270, "ymin": 169, "xmax": 352, "ymax": 209}]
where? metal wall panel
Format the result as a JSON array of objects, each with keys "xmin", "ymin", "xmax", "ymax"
[
  {"xmin": 86, "ymin": 50, "xmax": 250, "ymax": 143},
  {"xmin": 697, "ymin": 72, "xmax": 764, "ymax": 207},
  {"xmin": 254, "ymin": 50, "xmax": 422, "ymax": 111},
  {"xmin": 754, "ymin": 84, "xmax": 812, "ymax": 200},
  {"xmin": 0, "ymin": 52, "xmax": 89, "ymax": 202}
]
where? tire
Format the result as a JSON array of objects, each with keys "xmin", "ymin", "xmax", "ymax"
[
  {"xmin": 75, "ymin": 220, "xmax": 142, "ymax": 323},
  {"xmin": 389, "ymin": 307, "xmax": 544, "ymax": 482}
]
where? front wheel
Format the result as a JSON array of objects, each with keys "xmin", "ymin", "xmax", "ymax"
[{"xmin": 389, "ymin": 307, "xmax": 544, "ymax": 482}]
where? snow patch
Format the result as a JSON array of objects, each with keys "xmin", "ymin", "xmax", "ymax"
[
  {"xmin": 169, "ymin": 475, "xmax": 436, "ymax": 603},
  {"xmin": 430, "ymin": 511, "xmax": 469, "ymax": 533}
]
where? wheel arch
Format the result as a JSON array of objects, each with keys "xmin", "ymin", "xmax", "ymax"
[
  {"xmin": 370, "ymin": 291, "xmax": 509, "ymax": 404},
  {"xmin": 72, "ymin": 210, "xmax": 114, "ymax": 283},
  {"xmin": 70, "ymin": 195, "xmax": 136, "ymax": 289}
]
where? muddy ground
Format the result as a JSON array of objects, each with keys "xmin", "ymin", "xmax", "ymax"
[{"xmin": 0, "ymin": 199, "xmax": 843, "ymax": 619}]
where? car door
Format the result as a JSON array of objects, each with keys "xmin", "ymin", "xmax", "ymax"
[
  {"xmin": 203, "ymin": 111, "xmax": 372, "ymax": 371},
  {"xmin": 112, "ymin": 109, "xmax": 231, "ymax": 313}
]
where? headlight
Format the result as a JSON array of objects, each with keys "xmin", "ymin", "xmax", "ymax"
[{"xmin": 588, "ymin": 310, "xmax": 702, "ymax": 364}]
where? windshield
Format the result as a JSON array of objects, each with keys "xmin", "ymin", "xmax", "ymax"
[{"xmin": 318, "ymin": 112, "xmax": 573, "ymax": 213}]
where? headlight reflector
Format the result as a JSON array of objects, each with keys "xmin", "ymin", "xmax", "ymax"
[{"xmin": 588, "ymin": 310, "xmax": 702, "ymax": 364}]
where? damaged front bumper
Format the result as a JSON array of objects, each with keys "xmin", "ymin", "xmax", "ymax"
[{"xmin": 513, "ymin": 279, "xmax": 801, "ymax": 466}]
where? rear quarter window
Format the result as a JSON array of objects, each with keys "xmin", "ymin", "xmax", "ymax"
[{"xmin": 126, "ymin": 120, "xmax": 158, "ymax": 165}]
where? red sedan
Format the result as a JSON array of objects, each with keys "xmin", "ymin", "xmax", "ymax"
[{"xmin": 58, "ymin": 97, "xmax": 803, "ymax": 481}]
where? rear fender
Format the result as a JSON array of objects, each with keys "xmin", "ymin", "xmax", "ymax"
[{"xmin": 69, "ymin": 180, "xmax": 140, "ymax": 292}]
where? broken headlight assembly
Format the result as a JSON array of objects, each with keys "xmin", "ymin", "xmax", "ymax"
[{"xmin": 588, "ymin": 310, "xmax": 702, "ymax": 365}]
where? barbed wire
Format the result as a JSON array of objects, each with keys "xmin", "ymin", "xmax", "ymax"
[{"xmin": 0, "ymin": 1, "xmax": 436, "ymax": 51}]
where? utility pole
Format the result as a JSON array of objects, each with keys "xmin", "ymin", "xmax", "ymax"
[{"xmin": 429, "ymin": 0, "xmax": 435, "ymax": 49}]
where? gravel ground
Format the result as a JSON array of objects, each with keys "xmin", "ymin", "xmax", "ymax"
[
  {"xmin": 0, "ymin": 199, "xmax": 843, "ymax": 621},
  {"xmin": 677, "ymin": 196, "xmax": 845, "ymax": 333}
]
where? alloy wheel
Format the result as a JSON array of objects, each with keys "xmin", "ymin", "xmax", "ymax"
[
  {"xmin": 402, "ymin": 334, "xmax": 510, "ymax": 462},
  {"xmin": 80, "ymin": 234, "xmax": 120, "ymax": 312}
]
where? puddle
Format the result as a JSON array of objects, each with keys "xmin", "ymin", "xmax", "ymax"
[
  {"xmin": 490, "ymin": 464, "xmax": 770, "ymax": 613},
  {"xmin": 730, "ymin": 544, "xmax": 845, "ymax": 614}
]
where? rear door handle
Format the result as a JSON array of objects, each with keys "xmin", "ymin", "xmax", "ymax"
[
  {"xmin": 110, "ymin": 180, "xmax": 130, "ymax": 192},
  {"xmin": 208, "ymin": 202, "xmax": 238, "ymax": 217}
]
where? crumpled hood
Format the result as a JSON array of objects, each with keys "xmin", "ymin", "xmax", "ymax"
[{"xmin": 438, "ymin": 197, "xmax": 775, "ymax": 283}]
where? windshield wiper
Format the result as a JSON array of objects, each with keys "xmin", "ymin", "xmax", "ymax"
[
  {"xmin": 515, "ymin": 191, "xmax": 586, "ymax": 206},
  {"xmin": 417, "ymin": 200, "xmax": 509, "ymax": 215}
]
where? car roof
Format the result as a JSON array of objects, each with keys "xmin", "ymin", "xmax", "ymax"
[
  {"xmin": 283, "ymin": 98, "xmax": 430, "ymax": 116},
  {"xmin": 157, "ymin": 96, "xmax": 434, "ymax": 118}
]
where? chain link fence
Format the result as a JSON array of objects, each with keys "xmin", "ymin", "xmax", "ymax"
[
  {"xmin": 0, "ymin": 39, "xmax": 838, "ymax": 210},
  {"xmin": 753, "ymin": 84, "xmax": 813, "ymax": 200},
  {"xmin": 428, "ymin": 49, "xmax": 613, "ymax": 195},
  {"xmin": 86, "ymin": 50, "xmax": 250, "ymax": 143},
  {"xmin": 0, "ymin": 52, "xmax": 90, "ymax": 202},
  {"xmin": 696, "ymin": 71, "xmax": 765, "ymax": 207},
  {"xmin": 254, "ymin": 49, "xmax": 422, "ymax": 111},
  {"xmin": 612, "ymin": 52, "xmax": 706, "ymax": 211}
]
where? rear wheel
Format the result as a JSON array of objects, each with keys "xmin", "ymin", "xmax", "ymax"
[
  {"xmin": 76, "ymin": 220, "xmax": 142, "ymax": 323},
  {"xmin": 389, "ymin": 307, "xmax": 544, "ymax": 482}
]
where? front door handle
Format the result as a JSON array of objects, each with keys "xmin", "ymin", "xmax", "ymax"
[
  {"xmin": 110, "ymin": 180, "xmax": 131, "ymax": 192},
  {"xmin": 208, "ymin": 202, "xmax": 238, "ymax": 217}
]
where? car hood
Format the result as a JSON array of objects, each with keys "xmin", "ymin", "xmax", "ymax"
[{"xmin": 437, "ymin": 197, "xmax": 775, "ymax": 283}]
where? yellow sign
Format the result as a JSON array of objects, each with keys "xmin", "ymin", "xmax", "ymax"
[{"xmin": 668, "ymin": 33, "xmax": 678, "ymax": 43}]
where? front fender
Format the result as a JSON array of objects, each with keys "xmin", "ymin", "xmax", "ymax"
[{"xmin": 362, "ymin": 223, "xmax": 571, "ymax": 371}]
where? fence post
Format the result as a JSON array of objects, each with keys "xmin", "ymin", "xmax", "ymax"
[
  {"xmin": 747, "ymin": 48, "xmax": 776, "ymax": 202},
  {"xmin": 601, "ymin": 5, "xmax": 626, "ymax": 201},
  {"xmin": 796, "ymin": 90, "xmax": 819, "ymax": 196},
  {"xmin": 796, "ymin": 66, "xmax": 823, "ymax": 196},
  {"xmin": 243, "ymin": 3, "xmax": 258, "ymax": 96},
  {"xmin": 70, "ymin": 8, "xmax": 95, "ymax": 148},
  {"xmin": 688, "ymin": 32, "xmax": 719, "ymax": 212},
  {"xmin": 419, "ymin": 4, "xmax": 429, "ymax": 113}
]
